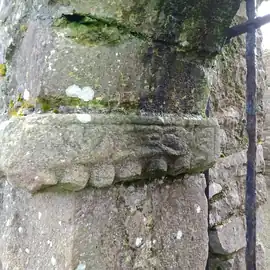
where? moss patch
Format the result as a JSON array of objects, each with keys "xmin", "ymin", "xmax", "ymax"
[
  {"xmin": 8, "ymin": 97, "xmax": 35, "ymax": 117},
  {"xmin": 38, "ymin": 95, "xmax": 140, "ymax": 113},
  {"xmin": 0, "ymin": 63, "xmax": 6, "ymax": 76},
  {"xmin": 53, "ymin": 13, "xmax": 148, "ymax": 46}
]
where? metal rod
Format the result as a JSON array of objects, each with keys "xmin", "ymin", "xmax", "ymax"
[
  {"xmin": 245, "ymin": 0, "xmax": 257, "ymax": 269},
  {"xmin": 226, "ymin": 14, "xmax": 270, "ymax": 42}
]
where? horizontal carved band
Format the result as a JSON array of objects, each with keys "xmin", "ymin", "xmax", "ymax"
[{"xmin": 0, "ymin": 113, "xmax": 220, "ymax": 193}]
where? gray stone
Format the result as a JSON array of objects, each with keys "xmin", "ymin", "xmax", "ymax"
[
  {"xmin": 147, "ymin": 158, "xmax": 168, "ymax": 175},
  {"xmin": 209, "ymin": 147, "xmax": 267, "ymax": 227},
  {"xmin": 209, "ymin": 242, "xmax": 266, "ymax": 270},
  {"xmin": 57, "ymin": 164, "xmax": 90, "ymax": 191},
  {"xmin": 0, "ymin": 113, "xmax": 220, "ymax": 193},
  {"xmin": 115, "ymin": 160, "xmax": 142, "ymax": 182},
  {"xmin": 209, "ymin": 183, "xmax": 223, "ymax": 199},
  {"xmin": 0, "ymin": 174, "xmax": 208, "ymax": 270},
  {"xmin": 89, "ymin": 164, "xmax": 115, "ymax": 188},
  {"xmin": 209, "ymin": 216, "xmax": 246, "ymax": 255}
]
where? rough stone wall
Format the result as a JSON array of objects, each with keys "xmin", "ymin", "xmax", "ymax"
[
  {"xmin": 0, "ymin": 0, "xmax": 268, "ymax": 270},
  {"xmin": 263, "ymin": 49, "xmax": 270, "ymax": 85},
  {"xmin": 260, "ymin": 48, "xmax": 270, "ymax": 267},
  {"xmin": 208, "ymin": 146, "xmax": 267, "ymax": 269}
]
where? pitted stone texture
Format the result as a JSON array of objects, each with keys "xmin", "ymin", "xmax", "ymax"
[
  {"xmin": 0, "ymin": 113, "xmax": 219, "ymax": 193},
  {"xmin": 0, "ymin": 0, "xmax": 245, "ymax": 116},
  {"xmin": 210, "ymin": 17, "xmax": 267, "ymax": 155},
  {"xmin": 115, "ymin": 160, "xmax": 142, "ymax": 182},
  {"xmin": 209, "ymin": 242, "xmax": 266, "ymax": 270},
  {"xmin": 47, "ymin": 0, "xmax": 241, "ymax": 53},
  {"xmin": 209, "ymin": 216, "xmax": 246, "ymax": 255},
  {"xmin": 209, "ymin": 145, "xmax": 267, "ymax": 227},
  {"xmin": 89, "ymin": 164, "xmax": 115, "ymax": 188},
  {"xmin": 0, "ymin": 174, "xmax": 208, "ymax": 270}
]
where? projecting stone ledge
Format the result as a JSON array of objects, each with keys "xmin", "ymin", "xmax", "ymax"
[{"xmin": 0, "ymin": 113, "xmax": 220, "ymax": 193}]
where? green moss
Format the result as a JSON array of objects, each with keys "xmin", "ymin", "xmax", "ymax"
[
  {"xmin": 8, "ymin": 97, "xmax": 35, "ymax": 117},
  {"xmin": 19, "ymin": 24, "xmax": 28, "ymax": 33},
  {"xmin": 37, "ymin": 95, "xmax": 140, "ymax": 113},
  {"xmin": 0, "ymin": 63, "xmax": 6, "ymax": 76},
  {"xmin": 53, "ymin": 13, "xmax": 148, "ymax": 46}
]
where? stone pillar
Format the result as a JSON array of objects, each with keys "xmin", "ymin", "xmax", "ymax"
[{"xmin": 0, "ymin": 0, "xmax": 267, "ymax": 269}]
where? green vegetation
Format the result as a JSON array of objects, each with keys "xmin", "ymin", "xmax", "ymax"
[
  {"xmin": 0, "ymin": 63, "xmax": 6, "ymax": 76},
  {"xmin": 8, "ymin": 93, "xmax": 140, "ymax": 117},
  {"xmin": 19, "ymin": 24, "xmax": 28, "ymax": 33},
  {"xmin": 53, "ymin": 13, "xmax": 147, "ymax": 46}
]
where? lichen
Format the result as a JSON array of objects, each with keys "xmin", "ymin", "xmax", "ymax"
[{"xmin": 0, "ymin": 63, "xmax": 7, "ymax": 76}]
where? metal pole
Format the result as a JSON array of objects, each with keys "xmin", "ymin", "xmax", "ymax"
[{"xmin": 245, "ymin": 0, "xmax": 257, "ymax": 269}]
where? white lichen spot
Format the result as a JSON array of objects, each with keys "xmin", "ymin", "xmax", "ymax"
[
  {"xmin": 38, "ymin": 212, "xmax": 42, "ymax": 220},
  {"xmin": 65, "ymin": 84, "xmax": 95, "ymax": 101},
  {"xmin": 135, "ymin": 237, "xmax": 143, "ymax": 248},
  {"xmin": 23, "ymin": 89, "xmax": 30, "ymax": 100},
  {"xmin": 51, "ymin": 256, "xmax": 56, "ymax": 266},
  {"xmin": 176, "ymin": 230, "xmax": 183, "ymax": 240},
  {"xmin": 18, "ymin": 227, "xmax": 23, "ymax": 234},
  {"xmin": 195, "ymin": 204, "xmax": 201, "ymax": 213},
  {"xmin": 75, "ymin": 263, "xmax": 86, "ymax": 270},
  {"xmin": 152, "ymin": 239, "xmax": 157, "ymax": 245},
  {"xmin": 47, "ymin": 240, "xmax": 53, "ymax": 247},
  {"xmin": 25, "ymin": 248, "xmax": 30, "ymax": 254},
  {"xmin": 76, "ymin": 114, "xmax": 92, "ymax": 123},
  {"xmin": 158, "ymin": 115, "xmax": 165, "ymax": 123},
  {"xmin": 6, "ymin": 218, "xmax": 12, "ymax": 227},
  {"xmin": 58, "ymin": 221, "xmax": 62, "ymax": 226}
]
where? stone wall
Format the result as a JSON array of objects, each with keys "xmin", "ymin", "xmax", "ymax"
[
  {"xmin": 0, "ymin": 0, "xmax": 268, "ymax": 269},
  {"xmin": 263, "ymin": 49, "xmax": 270, "ymax": 85},
  {"xmin": 260, "ymin": 47, "xmax": 270, "ymax": 267}
]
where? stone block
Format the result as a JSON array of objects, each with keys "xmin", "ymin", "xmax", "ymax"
[
  {"xmin": 0, "ymin": 174, "xmax": 208, "ymax": 270},
  {"xmin": 0, "ymin": 114, "xmax": 220, "ymax": 193}
]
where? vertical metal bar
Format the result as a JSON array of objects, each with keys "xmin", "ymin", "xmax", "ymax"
[
  {"xmin": 245, "ymin": 0, "xmax": 257, "ymax": 269},
  {"xmin": 204, "ymin": 96, "xmax": 211, "ymax": 270}
]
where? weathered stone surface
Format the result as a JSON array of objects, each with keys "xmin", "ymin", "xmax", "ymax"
[
  {"xmin": 209, "ymin": 242, "xmax": 266, "ymax": 270},
  {"xmin": 209, "ymin": 182, "xmax": 222, "ymax": 200},
  {"xmin": 209, "ymin": 145, "xmax": 267, "ymax": 227},
  {"xmin": 0, "ymin": 0, "xmax": 247, "ymax": 117},
  {"xmin": 209, "ymin": 216, "xmax": 246, "ymax": 255},
  {"xmin": 0, "ymin": 113, "xmax": 219, "ymax": 193},
  {"xmin": 209, "ymin": 8, "xmax": 267, "ymax": 155},
  {"xmin": 49, "ymin": 0, "xmax": 240, "ymax": 52},
  {"xmin": 89, "ymin": 164, "xmax": 115, "ymax": 188},
  {"xmin": 0, "ymin": 0, "xmax": 268, "ymax": 269},
  {"xmin": 0, "ymin": 174, "xmax": 208, "ymax": 270}
]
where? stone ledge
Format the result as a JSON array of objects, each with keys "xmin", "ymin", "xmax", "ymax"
[{"xmin": 0, "ymin": 113, "xmax": 220, "ymax": 193}]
